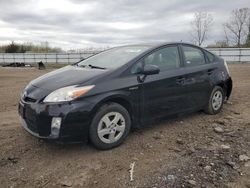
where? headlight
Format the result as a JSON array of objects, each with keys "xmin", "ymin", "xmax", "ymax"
[{"xmin": 43, "ymin": 85, "xmax": 95, "ymax": 103}]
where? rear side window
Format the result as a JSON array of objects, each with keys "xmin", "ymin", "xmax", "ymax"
[
  {"xmin": 205, "ymin": 51, "xmax": 215, "ymax": 63},
  {"xmin": 144, "ymin": 46, "xmax": 180, "ymax": 70},
  {"xmin": 182, "ymin": 46, "xmax": 206, "ymax": 66}
]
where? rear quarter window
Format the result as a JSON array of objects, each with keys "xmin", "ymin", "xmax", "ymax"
[{"xmin": 204, "ymin": 51, "xmax": 215, "ymax": 63}]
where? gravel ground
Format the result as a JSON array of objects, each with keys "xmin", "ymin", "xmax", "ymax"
[{"xmin": 0, "ymin": 64, "xmax": 249, "ymax": 188}]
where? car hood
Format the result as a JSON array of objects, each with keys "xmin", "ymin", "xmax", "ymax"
[{"xmin": 30, "ymin": 65, "xmax": 109, "ymax": 91}]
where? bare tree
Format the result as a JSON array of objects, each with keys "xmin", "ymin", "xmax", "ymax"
[
  {"xmin": 246, "ymin": 9, "xmax": 250, "ymax": 45},
  {"xmin": 190, "ymin": 12, "xmax": 213, "ymax": 46},
  {"xmin": 224, "ymin": 8, "xmax": 249, "ymax": 47},
  {"xmin": 223, "ymin": 25, "xmax": 230, "ymax": 46}
]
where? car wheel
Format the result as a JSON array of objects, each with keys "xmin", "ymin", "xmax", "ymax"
[
  {"xmin": 89, "ymin": 102, "xmax": 131, "ymax": 150},
  {"xmin": 205, "ymin": 86, "xmax": 224, "ymax": 115}
]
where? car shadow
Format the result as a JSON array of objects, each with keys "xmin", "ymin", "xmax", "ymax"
[{"xmin": 31, "ymin": 110, "xmax": 209, "ymax": 154}]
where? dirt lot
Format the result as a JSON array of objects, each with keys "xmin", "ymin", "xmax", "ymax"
[{"xmin": 0, "ymin": 65, "xmax": 250, "ymax": 188}]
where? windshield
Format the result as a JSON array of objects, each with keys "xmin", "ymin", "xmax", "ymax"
[{"xmin": 77, "ymin": 45, "xmax": 151, "ymax": 69}]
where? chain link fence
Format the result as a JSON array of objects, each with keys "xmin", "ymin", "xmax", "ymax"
[
  {"xmin": 0, "ymin": 48, "xmax": 250, "ymax": 65},
  {"xmin": 0, "ymin": 52, "xmax": 98, "ymax": 65},
  {"xmin": 207, "ymin": 48, "xmax": 250, "ymax": 63}
]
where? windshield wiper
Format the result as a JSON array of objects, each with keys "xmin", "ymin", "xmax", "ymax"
[
  {"xmin": 87, "ymin": 64, "xmax": 106, "ymax": 69},
  {"xmin": 75, "ymin": 64, "xmax": 106, "ymax": 69}
]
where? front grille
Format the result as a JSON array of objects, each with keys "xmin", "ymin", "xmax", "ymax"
[
  {"xmin": 23, "ymin": 96, "xmax": 37, "ymax": 103},
  {"xmin": 22, "ymin": 99, "xmax": 52, "ymax": 137},
  {"xmin": 26, "ymin": 119, "xmax": 38, "ymax": 133}
]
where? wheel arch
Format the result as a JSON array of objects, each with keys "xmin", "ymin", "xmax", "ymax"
[
  {"xmin": 216, "ymin": 77, "xmax": 232, "ymax": 100},
  {"xmin": 90, "ymin": 94, "xmax": 134, "ymax": 125}
]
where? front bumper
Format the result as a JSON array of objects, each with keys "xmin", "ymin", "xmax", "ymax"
[
  {"xmin": 226, "ymin": 77, "xmax": 232, "ymax": 100},
  {"xmin": 20, "ymin": 116, "xmax": 58, "ymax": 139},
  {"xmin": 18, "ymin": 99, "xmax": 95, "ymax": 141}
]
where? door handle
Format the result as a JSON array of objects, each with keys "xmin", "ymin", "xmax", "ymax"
[
  {"xmin": 207, "ymin": 69, "xmax": 214, "ymax": 75},
  {"xmin": 176, "ymin": 77, "xmax": 185, "ymax": 84}
]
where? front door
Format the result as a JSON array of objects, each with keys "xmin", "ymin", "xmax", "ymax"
[{"xmin": 141, "ymin": 45, "xmax": 190, "ymax": 121}]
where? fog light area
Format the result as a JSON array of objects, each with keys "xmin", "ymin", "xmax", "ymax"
[{"xmin": 51, "ymin": 117, "xmax": 62, "ymax": 137}]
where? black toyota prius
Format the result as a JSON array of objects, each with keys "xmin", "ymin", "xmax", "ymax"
[{"xmin": 18, "ymin": 42, "xmax": 232, "ymax": 149}]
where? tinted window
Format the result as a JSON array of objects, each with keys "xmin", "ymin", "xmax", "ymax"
[
  {"xmin": 183, "ymin": 46, "xmax": 206, "ymax": 66},
  {"xmin": 131, "ymin": 61, "xmax": 143, "ymax": 74},
  {"xmin": 205, "ymin": 51, "xmax": 215, "ymax": 62},
  {"xmin": 144, "ymin": 46, "xmax": 180, "ymax": 70},
  {"xmin": 78, "ymin": 46, "xmax": 150, "ymax": 69}
]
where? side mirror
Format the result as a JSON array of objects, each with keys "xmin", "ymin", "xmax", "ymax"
[{"xmin": 141, "ymin": 64, "xmax": 160, "ymax": 75}]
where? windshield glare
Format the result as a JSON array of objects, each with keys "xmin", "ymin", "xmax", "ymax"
[{"xmin": 77, "ymin": 46, "xmax": 150, "ymax": 69}]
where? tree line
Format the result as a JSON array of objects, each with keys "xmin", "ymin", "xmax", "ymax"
[
  {"xmin": 0, "ymin": 41, "xmax": 62, "ymax": 53},
  {"xmin": 191, "ymin": 8, "xmax": 250, "ymax": 47}
]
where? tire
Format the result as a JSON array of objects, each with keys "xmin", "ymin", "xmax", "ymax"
[
  {"xmin": 89, "ymin": 102, "xmax": 131, "ymax": 150},
  {"xmin": 204, "ymin": 86, "xmax": 224, "ymax": 115}
]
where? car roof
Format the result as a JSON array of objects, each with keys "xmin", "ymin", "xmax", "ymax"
[{"xmin": 115, "ymin": 42, "xmax": 203, "ymax": 49}]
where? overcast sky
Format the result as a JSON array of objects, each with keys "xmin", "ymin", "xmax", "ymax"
[{"xmin": 0, "ymin": 0, "xmax": 249, "ymax": 50}]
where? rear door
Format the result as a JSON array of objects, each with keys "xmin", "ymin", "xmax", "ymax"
[{"xmin": 180, "ymin": 45, "xmax": 213, "ymax": 109}]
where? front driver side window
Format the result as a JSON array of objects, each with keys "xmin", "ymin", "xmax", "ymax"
[
  {"xmin": 131, "ymin": 61, "xmax": 143, "ymax": 74},
  {"xmin": 144, "ymin": 46, "xmax": 180, "ymax": 70}
]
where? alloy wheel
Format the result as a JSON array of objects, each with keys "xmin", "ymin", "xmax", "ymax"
[
  {"xmin": 97, "ymin": 112, "xmax": 126, "ymax": 144},
  {"xmin": 212, "ymin": 90, "xmax": 223, "ymax": 111}
]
